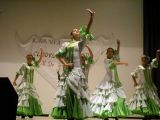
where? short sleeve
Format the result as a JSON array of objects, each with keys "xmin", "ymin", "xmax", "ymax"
[
  {"xmin": 85, "ymin": 53, "xmax": 94, "ymax": 65},
  {"xmin": 79, "ymin": 26, "xmax": 94, "ymax": 52},
  {"xmin": 131, "ymin": 67, "xmax": 140, "ymax": 78},
  {"xmin": 55, "ymin": 42, "xmax": 68, "ymax": 58},
  {"xmin": 151, "ymin": 58, "xmax": 158, "ymax": 68},
  {"xmin": 33, "ymin": 61, "xmax": 39, "ymax": 68},
  {"xmin": 16, "ymin": 63, "xmax": 25, "ymax": 75},
  {"xmin": 79, "ymin": 26, "xmax": 94, "ymax": 41},
  {"xmin": 113, "ymin": 49, "xmax": 120, "ymax": 61}
]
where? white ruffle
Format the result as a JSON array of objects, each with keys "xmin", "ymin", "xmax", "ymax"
[
  {"xmin": 104, "ymin": 103, "xmax": 112, "ymax": 112},
  {"xmin": 66, "ymin": 67, "xmax": 93, "ymax": 117},
  {"xmin": 18, "ymin": 99, "xmax": 29, "ymax": 106},
  {"xmin": 141, "ymin": 100, "xmax": 147, "ymax": 107},
  {"xmin": 90, "ymin": 72, "xmax": 127, "ymax": 114},
  {"xmin": 97, "ymin": 77, "xmax": 114, "ymax": 90},
  {"xmin": 90, "ymin": 85, "xmax": 125, "ymax": 104},
  {"xmin": 117, "ymin": 87, "xmax": 126, "ymax": 98},
  {"xmin": 53, "ymin": 73, "xmax": 67, "ymax": 107},
  {"xmin": 66, "ymin": 67, "xmax": 89, "ymax": 99},
  {"xmin": 54, "ymin": 97, "xmax": 65, "ymax": 107},
  {"xmin": 16, "ymin": 80, "xmax": 41, "ymax": 107},
  {"xmin": 129, "ymin": 85, "xmax": 160, "ymax": 110},
  {"xmin": 56, "ymin": 87, "xmax": 66, "ymax": 97},
  {"xmin": 107, "ymin": 92, "xmax": 118, "ymax": 103},
  {"xmin": 94, "ymin": 105, "xmax": 101, "ymax": 114},
  {"xmin": 82, "ymin": 102, "xmax": 93, "ymax": 117}
]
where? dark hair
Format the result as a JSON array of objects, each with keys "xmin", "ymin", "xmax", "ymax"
[
  {"xmin": 156, "ymin": 49, "xmax": 160, "ymax": 53},
  {"xmin": 70, "ymin": 31, "xmax": 73, "ymax": 36},
  {"xmin": 106, "ymin": 47, "xmax": 114, "ymax": 54},
  {"xmin": 141, "ymin": 55, "xmax": 150, "ymax": 61},
  {"xmin": 26, "ymin": 54, "xmax": 33, "ymax": 57}
]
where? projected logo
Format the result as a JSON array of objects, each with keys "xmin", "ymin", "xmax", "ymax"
[{"xmin": 15, "ymin": 32, "xmax": 115, "ymax": 89}]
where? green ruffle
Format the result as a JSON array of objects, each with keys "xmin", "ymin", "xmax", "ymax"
[
  {"xmin": 151, "ymin": 58, "xmax": 159, "ymax": 68},
  {"xmin": 51, "ymin": 83, "xmax": 89, "ymax": 119},
  {"xmin": 32, "ymin": 57, "xmax": 39, "ymax": 68},
  {"xmin": 101, "ymin": 98, "xmax": 132, "ymax": 118},
  {"xmin": 17, "ymin": 96, "xmax": 43, "ymax": 116},
  {"xmin": 113, "ymin": 49, "xmax": 120, "ymax": 61},
  {"xmin": 85, "ymin": 54, "xmax": 94, "ymax": 64},
  {"xmin": 55, "ymin": 48, "xmax": 67, "ymax": 58},
  {"xmin": 79, "ymin": 26, "xmax": 94, "ymax": 41},
  {"xmin": 51, "ymin": 107, "xmax": 67, "ymax": 119},
  {"xmin": 131, "ymin": 97, "xmax": 160, "ymax": 116}
]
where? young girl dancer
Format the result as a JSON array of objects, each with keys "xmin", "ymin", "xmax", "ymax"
[
  {"xmin": 13, "ymin": 48, "xmax": 43, "ymax": 118},
  {"xmin": 129, "ymin": 55, "xmax": 160, "ymax": 116},
  {"xmin": 51, "ymin": 9, "xmax": 95, "ymax": 120},
  {"xmin": 90, "ymin": 41, "xmax": 131, "ymax": 118}
]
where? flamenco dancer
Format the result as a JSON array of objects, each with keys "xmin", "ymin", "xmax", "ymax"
[
  {"xmin": 90, "ymin": 40, "xmax": 131, "ymax": 118},
  {"xmin": 129, "ymin": 55, "xmax": 160, "ymax": 116},
  {"xmin": 51, "ymin": 9, "xmax": 95, "ymax": 120},
  {"xmin": 13, "ymin": 48, "xmax": 43, "ymax": 118}
]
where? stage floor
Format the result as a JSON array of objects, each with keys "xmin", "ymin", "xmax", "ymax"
[
  {"xmin": 15, "ymin": 117, "xmax": 160, "ymax": 120},
  {"xmin": 16, "ymin": 117, "xmax": 101, "ymax": 120},
  {"xmin": 16, "ymin": 116, "xmax": 142, "ymax": 120}
]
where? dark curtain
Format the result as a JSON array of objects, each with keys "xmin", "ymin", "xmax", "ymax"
[
  {"xmin": 143, "ymin": 0, "xmax": 160, "ymax": 57},
  {"xmin": 143, "ymin": 0, "xmax": 160, "ymax": 98}
]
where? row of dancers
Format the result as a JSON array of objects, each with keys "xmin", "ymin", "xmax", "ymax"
[{"xmin": 12, "ymin": 9, "xmax": 160, "ymax": 119}]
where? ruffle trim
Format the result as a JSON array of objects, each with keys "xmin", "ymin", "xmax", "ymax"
[
  {"xmin": 16, "ymin": 81, "xmax": 41, "ymax": 107},
  {"xmin": 79, "ymin": 26, "xmax": 94, "ymax": 41}
]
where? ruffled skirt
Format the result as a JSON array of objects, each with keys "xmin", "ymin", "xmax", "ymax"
[
  {"xmin": 16, "ymin": 80, "xmax": 43, "ymax": 116},
  {"xmin": 51, "ymin": 72, "xmax": 67, "ymax": 119},
  {"xmin": 51, "ymin": 67, "xmax": 93, "ymax": 119},
  {"xmin": 90, "ymin": 74, "xmax": 131, "ymax": 117},
  {"xmin": 129, "ymin": 85, "xmax": 160, "ymax": 115}
]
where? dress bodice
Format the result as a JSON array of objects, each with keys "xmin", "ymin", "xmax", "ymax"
[
  {"xmin": 17, "ymin": 61, "xmax": 39, "ymax": 83},
  {"xmin": 73, "ymin": 42, "xmax": 81, "ymax": 68}
]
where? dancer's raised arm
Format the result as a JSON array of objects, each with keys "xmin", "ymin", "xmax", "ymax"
[{"xmin": 86, "ymin": 9, "xmax": 95, "ymax": 33}]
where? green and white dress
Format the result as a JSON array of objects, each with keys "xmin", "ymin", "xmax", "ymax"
[
  {"xmin": 151, "ymin": 58, "xmax": 160, "ymax": 68},
  {"xmin": 51, "ymin": 27, "xmax": 94, "ymax": 119},
  {"xmin": 16, "ymin": 61, "xmax": 43, "ymax": 116},
  {"xmin": 90, "ymin": 58, "xmax": 131, "ymax": 118},
  {"xmin": 129, "ymin": 65, "xmax": 160, "ymax": 115}
]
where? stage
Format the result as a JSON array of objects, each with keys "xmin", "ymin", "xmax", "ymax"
[{"xmin": 15, "ymin": 116, "xmax": 160, "ymax": 120}]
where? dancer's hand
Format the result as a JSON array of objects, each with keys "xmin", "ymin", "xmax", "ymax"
[
  {"xmin": 125, "ymin": 63, "xmax": 128, "ymax": 66},
  {"xmin": 134, "ymin": 82, "xmax": 138, "ymax": 87},
  {"xmin": 64, "ymin": 63, "xmax": 74, "ymax": 68},
  {"xmin": 123, "ymin": 62, "xmax": 128, "ymax": 66},
  {"xmin": 117, "ymin": 39, "xmax": 120, "ymax": 45},
  {"xmin": 13, "ymin": 81, "xmax": 17, "ymax": 86},
  {"xmin": 86, "ymin": 9, "xmax": 95, "ymax": 17}
]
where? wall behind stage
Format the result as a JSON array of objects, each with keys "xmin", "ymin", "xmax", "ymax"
[{"xmin": 0, "ymin": 0, "xmax": 143, "ymax": 114}]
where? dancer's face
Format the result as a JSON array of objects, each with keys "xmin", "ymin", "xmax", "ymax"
[
  {"xmin": 141, "ymin": 57, "xmax": 149, "ymax": 67},
  {"xmin": 106, "ymin": 48, "xmax": 114, "ymax": 59},
  {"xmin": 26, "ymin": 54, "xmax": 33, "ymax": 64},
  {"xmin": 71, "ymin": 28, "xmax": 80, "ymax": 41}
]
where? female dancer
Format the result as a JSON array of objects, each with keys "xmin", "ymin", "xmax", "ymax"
[
  {"xmin": 13, "ymin": 48, "xmax": 43, "ymax": 118},
  {"xmin": 129, "ymin": 55, "xmax": 160, "ymax": 116},
  {"xmin": 90, "ymin": 42, "xmax": 131, "ymax": 118},
  {"xmin": 51, "ymin": 9, "xmax": 95, "ymax": 120}
]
